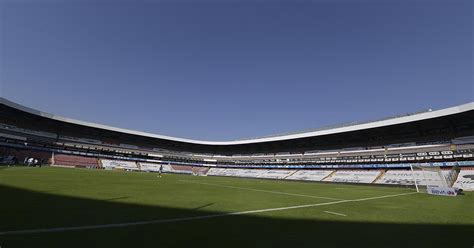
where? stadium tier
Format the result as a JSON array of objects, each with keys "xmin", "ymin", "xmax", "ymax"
[
  {"xmin": 139, "ymin": 162, "xmax": 173, "ymax": 172},
  {"xmin": 286, "ymin": 170, "xmax": 334, "ymax": 181},
  {"xmin": 375, "ymin": 169, "xmax": 453, "ymax": 186},
  {"xmin": 322, "ymin": 170, "xmax": 382, "ymax": 184},
  {"xmin": 100, "ymin": 159, "xmax": 139, "ymax": 171},
  {"xmin": 453, "ymin": 169, "xmax": 474, "ymax": 190},
  {"xmin": 170, "ymin": 165, "xmax": 194, "ymax": 174},
  {"xmin": 54, "ymin": 154, "xmax": 98, "ymax": 169},
  {"xmin": 1, "ymin": 98, "xmax": 474, "ymax": 190}
]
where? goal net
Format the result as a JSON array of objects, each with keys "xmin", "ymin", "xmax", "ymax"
[{"xmin": 410, "ymin": 164, "xmax": 459, "ymax": 196}]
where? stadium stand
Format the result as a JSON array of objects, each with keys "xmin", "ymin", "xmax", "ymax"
[
  {"xmin": 216, "ymin": 168, "xmax": 242, "ymax": 177},
  {"xmin": 1, "ymin": 98, "xmax": 473, "ymax": 190},
  {"xmin": 323, "ymin": 170, "xmax": 382, "ymax": 184},
  {"xmin": 0, "ymin": 147, "xmax": 51, "ymax": 164},
  {"xmin": 207, "ymin": 168, "xmax": 228, "ymax": 176},
  {"xmin": 170, "ymin": 165, "xmax": 193, "ymax": 174},
  {"xmin": 139, "ymin": 163, "xmax": 173, "ymax": 172},
  {"xmin": 286, "ymin": 170, "xmax": 334, "ymax": 181},
  {"xmin": 453, "ymin": 170, "xmax": 474, "ymax": 191},
  {"xmin": 258, "ymin": 170, "xmax": 295, "ymax": 179},
  {"xmin": 100, "ymin": 159, "xmax": 139, "ymax": 170},
  {"xmin": 230, "ymin": 168, "xmax": 268, "ymax": 178},
  {"xmin": 0, "ymin": 155, "xmax": 17, "ymax": 165},
  {"xmin": 208, "ymin": 168, "xmax": 268, "ymax": 178},
  {"xmin": 374, "ymin": 169, "xmax": 452, "ymax": 186},
  {"xmin": 54, "ymin": 154, "xmax": 98, "ymax": 168},
  {"xmin": 192, "ymin": 166, "xmax": 210, "ymax": 176}
]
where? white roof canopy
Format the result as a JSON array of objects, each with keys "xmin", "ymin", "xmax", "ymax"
[{"xmin": 1, "ymin": 97, "xmax": 472, "ymax": 146}]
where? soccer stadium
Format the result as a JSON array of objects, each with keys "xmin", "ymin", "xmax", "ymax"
[
  {"xmin": 1, "ymin": 97, "xmax": 473, "ymax": 247},
  {"xmin": 1, "ymin": 1, "xmax": 473, "ymax": 248}
]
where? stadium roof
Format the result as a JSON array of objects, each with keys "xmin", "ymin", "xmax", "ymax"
[{"xmin": 1, "ymin": 97, "xmax": 473, "ymax": 148}]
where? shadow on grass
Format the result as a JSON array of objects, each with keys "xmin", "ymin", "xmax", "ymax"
[{"xmin": 0, "ymin": 184, "xmax": 472, "ymax": 248}]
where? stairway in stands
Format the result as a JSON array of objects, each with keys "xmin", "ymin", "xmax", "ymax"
[{"xmin": 372, "ymin": 170, "xmax": 386, "ymax": 183}]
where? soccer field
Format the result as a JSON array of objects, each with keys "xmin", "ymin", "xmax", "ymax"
[{"xmin": 0, "ymin": 167, "xmax": 473, "ymax": 248}]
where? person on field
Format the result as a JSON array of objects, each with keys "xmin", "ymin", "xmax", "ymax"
[{"xmin": 27, "ymin": 157, "xmax": 34, "ymax": 167}]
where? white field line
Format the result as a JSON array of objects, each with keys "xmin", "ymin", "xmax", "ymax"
[
  {"xmin": 324, "ymin": 211, "xmax": 347, "ymax": 217},
  {"xmin": 179, "ymin": 179, "xmax": 344, "ymax": 201},
  {"xmin": 0, "ymin": 192, "xmax": 417, "ymax": 236}
]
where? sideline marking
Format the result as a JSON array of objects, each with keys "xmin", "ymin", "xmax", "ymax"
[
  {"xmin": 179, "ymin": 179, "xmax": 344, "ymax": 201},
  {"xmin": 324, "ymin": 211, "xmax": 347, "ymax": 217},
  {"xmin": 0, "ymin": 192, "xmax": 417, "ymax": 236}
]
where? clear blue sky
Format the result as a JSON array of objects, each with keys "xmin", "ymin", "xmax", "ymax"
[{"xmin": 0, "ymin": 0, "xmax": 472, "ymax": 141}]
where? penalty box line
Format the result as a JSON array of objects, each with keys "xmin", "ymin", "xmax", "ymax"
[
  {"xmin": 0, "ymin": 192, "xmax": 417, "ymax": 236},
  {"xmin": 179, "ymin": 179, "xmax": 344, "ymax": 201}
]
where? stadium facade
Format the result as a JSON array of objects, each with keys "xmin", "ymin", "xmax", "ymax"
[{"xmin": 1, "ymin": 98, "xmax": 473, "ymax": 189}]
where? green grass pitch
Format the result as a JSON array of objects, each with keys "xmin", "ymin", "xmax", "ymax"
[{"xmin": 0, "ymin": 166, "xmax": 473, "ymax": 248}]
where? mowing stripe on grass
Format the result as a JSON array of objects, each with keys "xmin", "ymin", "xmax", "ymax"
[
  {"xmin": 0, "ymin": 192, "xmax": 417, "ymax": 236},
  {"xmin": 179, "ymin": 179, "xmax": 344, "ymax": 201},
  {"xmin": 324, "ymin": 211, "xmax": 347, "ymax": 217}
]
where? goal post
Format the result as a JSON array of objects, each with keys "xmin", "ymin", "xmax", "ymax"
[
  {"xmin": 410, "ymin": 164, "xmax": 458, "ymax": 196},
  {"xmin": 410, "ymin": 164, "xmax": 420, "ymax": 193}
]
